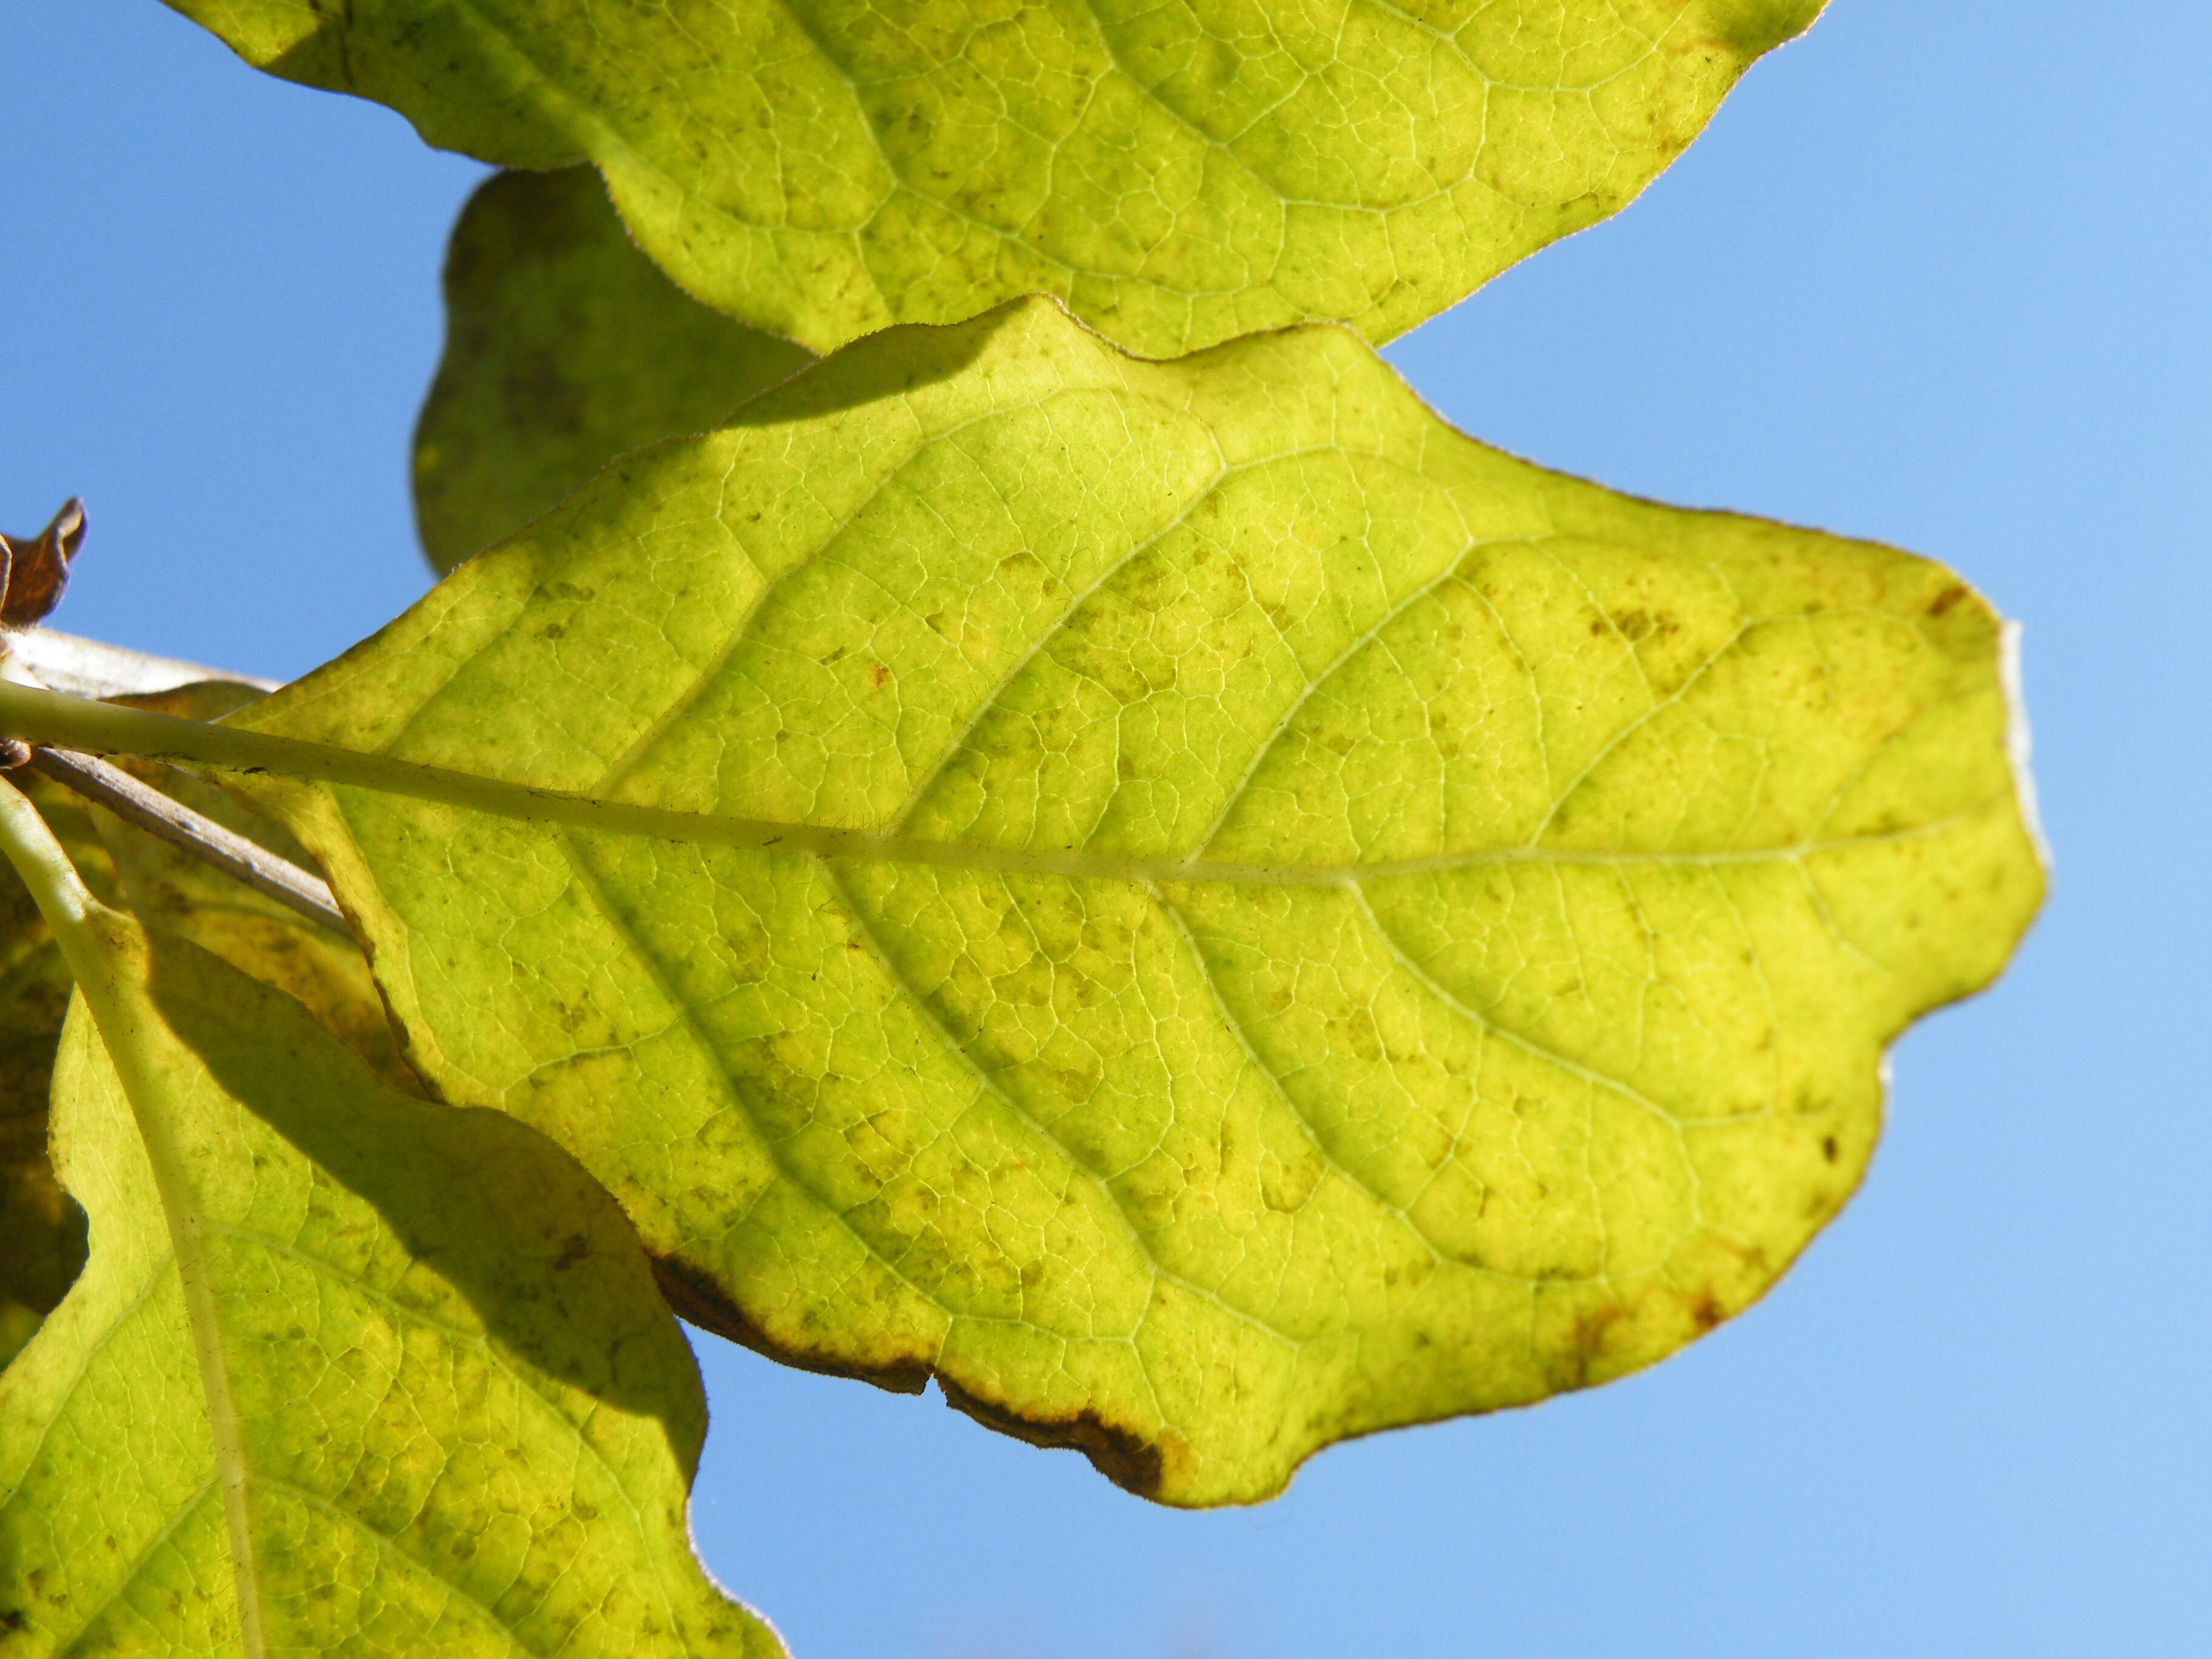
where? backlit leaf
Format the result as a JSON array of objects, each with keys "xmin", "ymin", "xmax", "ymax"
[
  {"xmin": 0, "ymin": 801, "xmax": 784, "ymax": 1657},
  {"xmin": 168, "ymin": 0, "xmax": 1826, "ymax": 356},
  {"xmin": 200, "ymin": 298, "xmax": 2037, "ymax": 1505},
  {"xmin": 1, "ymin": 682, "xmax": 416, "ymax": 1372},
  {"xmin": 416, "ymin": 168, "xmax": 812, "ymax": 575},
  {"xmin": 0, "ymin": 775, "xmax": 112, "ymax": 1363}
]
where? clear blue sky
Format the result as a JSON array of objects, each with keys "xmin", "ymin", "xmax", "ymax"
[{"xmin": 5, "ymin": 4, "xmax": 2207, "ymax": 1654}]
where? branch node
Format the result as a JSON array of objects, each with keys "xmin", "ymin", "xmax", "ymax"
[{"xmin": 25, "ymin": 745, "xmax": 349, "ymax": 936}]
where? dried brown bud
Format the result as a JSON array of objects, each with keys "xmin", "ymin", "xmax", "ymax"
[{"xmin": 0, "ymin": 498, "xmax": 87, "ymax": 629}]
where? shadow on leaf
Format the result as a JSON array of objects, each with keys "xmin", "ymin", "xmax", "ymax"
[{"xmin": 140, "ymin": 923, "xmax": 697, "ymax": 1445}]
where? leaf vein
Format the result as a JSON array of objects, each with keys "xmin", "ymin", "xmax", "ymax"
[
  {"xmin": 48, "ymin": 1478, "xmax": 222, "ymax": 1659},
  {"xmin": 813, "ymin": 856, "xmax": 1299, "ymax": 1349}
]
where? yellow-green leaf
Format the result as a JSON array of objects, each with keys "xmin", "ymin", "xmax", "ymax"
[
  {"xmin": 416, "ymin": 168, "xmax": 813, "ymax": 575},
  {"xmin": 168, "ymin": 0, "xmax": 1826, "ymax": 356},
  {"xmin": 0, "ymin": 776, "xmax": 113, "ymax": 1361},
  {"xmin": 0, "ymin": 789, "xmax": 785, "ymax": 1657},
  {"xmin": 13, "ymin": 298, "xmax": 2040, "ymax": 1506},
  {"xmin": 1, "ymin": 681, "xmax": 417, "ymax": 1372}
]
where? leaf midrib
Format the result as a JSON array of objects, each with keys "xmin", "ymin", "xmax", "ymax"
[
  {"xmin": 100, "ymin": 1048, "xmax": 266, "ymax": 1659},
  {"xmin": 0, "ymin": 678, "xmax": 1996, "ymax": 885}
]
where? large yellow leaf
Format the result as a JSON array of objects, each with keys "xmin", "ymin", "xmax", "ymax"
[{"xmin": 0, "ymin": 299, "xmax": 2042, "ymax": 1504}]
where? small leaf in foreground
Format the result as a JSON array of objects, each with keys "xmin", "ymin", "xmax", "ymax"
[
  {"xmin": 0, "ymin": 682, "xmax": 409, "ymax": 1369},
  {"xmin": 215, "ymin": 297, "xmax": 2044, "ymax": 1505},
  {"xmin": 0, "ymin": 788, "xmax": 783, "ymax": 1657},
  {"xmin": 168, "ymin": 0, "xmax": 1827, "ymax": 356},
  {"xmin": 415, "ymin": 167, "xmax": 813, "ymax": 575},
  {"xmin": 0, "ymin": 775, "xmax": 113, "ymax": 1362}
]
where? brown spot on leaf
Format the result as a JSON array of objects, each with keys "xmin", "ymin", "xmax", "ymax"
[
  {"xmin": 1566, "ymin": 1302, "xmax": 1629, "ymax": 1387},
  {"xmin": 1686, "ymin": 1290, "xmax": 1726, "ymax": 1334},
  {"xmin": 1926, "ymin": 584, "xmax": 1969, "ymax": 618},
  {"xmin": 870, "ymin": 663, "xmax": 890, "ymax": 688},
  {"xmin": 1603, "ymin": 608, "xmax": 1679, "ymax": 643},
  {"xmin": 1822, "ymin": 1134, "xmax": 1840, "ymax": 1164}
]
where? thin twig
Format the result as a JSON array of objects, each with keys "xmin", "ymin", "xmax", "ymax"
[{"xmin": 25, "ymin": 746, "xmax": 349, "ymax": 936}]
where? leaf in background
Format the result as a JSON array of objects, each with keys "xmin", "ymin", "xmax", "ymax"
[
  {"xmin": 167, "ymin": 0, "xmax": 1827, "ymax": 357},
  {"xmin": 415, "ymin": 168, "xmax": 813, "ymax": 575},
  {"xmin": 218, "ymin": 298, "xmax": 2044, "ymax": 1505},
  {"xmin": 0, "ymin": 776, "xmax": 113, "ymax": 1365},
  {"xmin": 0, "ymin": 826, "xmax": 785, "ymax": 1657}
]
